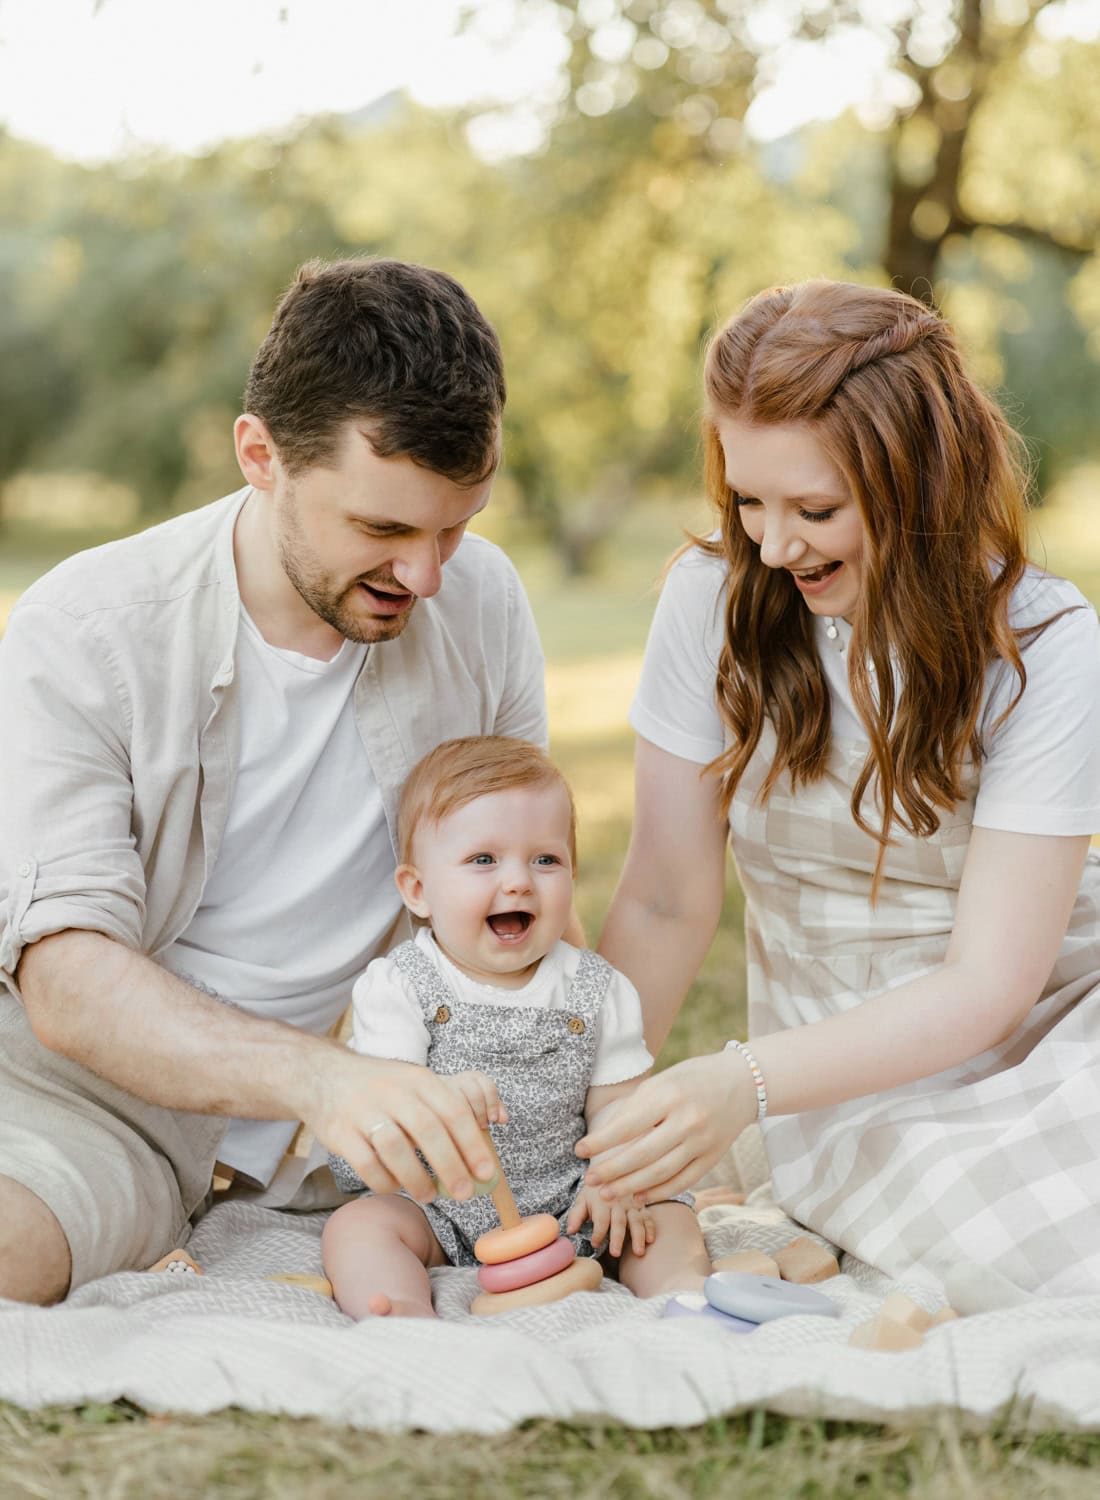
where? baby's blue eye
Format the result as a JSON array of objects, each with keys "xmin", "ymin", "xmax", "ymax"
[
  {"xmin": 471, "ymin": 854, "xmax": 495, "ymax": 865},
  {"xmin": 535, "ymin": 854, "xmax": 561, "ymax": 866}
]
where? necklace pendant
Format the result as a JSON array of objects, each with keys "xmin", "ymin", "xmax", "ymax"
[{"xmin": 825, "ymin": 619, "xmax": 839, "ymax": 640}]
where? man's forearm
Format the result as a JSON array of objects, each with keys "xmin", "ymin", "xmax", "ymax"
[{"xmin": 18, "ymin": 929, "xmax": 335, "ymax": 1121}]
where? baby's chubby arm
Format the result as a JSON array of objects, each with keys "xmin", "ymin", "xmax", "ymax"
[{"xmin": 565, "ymin": 1073, "xmax": 655, "ymax": 1256}]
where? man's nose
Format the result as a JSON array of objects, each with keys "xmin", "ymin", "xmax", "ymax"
[{"xmin": 392, "ymin": 539, "xmax": 443, "ymax": 598}]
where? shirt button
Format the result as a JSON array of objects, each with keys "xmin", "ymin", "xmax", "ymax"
[{"xmin": 17, "ymin": 863, "xmax": 31, "ymax": 878}]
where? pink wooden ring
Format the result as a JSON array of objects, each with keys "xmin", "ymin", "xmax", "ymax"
[
  {"xmin": 470, "ymin": 1255, "xmax": 603, "ymax": 1316},
  {"xmin": 475, "ymin": 1213, "xmax": 559, "ymax": 1265},
  {"xmin": 477, "ymin": 1235, "xmax": 575, "ymax": 1293}
]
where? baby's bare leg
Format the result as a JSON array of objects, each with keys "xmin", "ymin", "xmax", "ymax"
[
  {"xmin": 618, "ymin": 1202, "xmax": 712, "ymax": 1299},
  {"xmin": 322, "ymin": 1195, "xmax": 447, "ymax": 1320}
]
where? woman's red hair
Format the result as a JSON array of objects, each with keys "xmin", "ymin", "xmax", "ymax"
[{"xmin": 699, "ymin": 280, "xmax": 1069, "ymax": 892}]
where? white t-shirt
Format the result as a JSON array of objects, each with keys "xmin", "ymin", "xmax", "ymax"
[
  {"xmin": 630, "ymin": 547, "xmax": 1100, "ymax": 837},
  {"xmin": 161, "ymin": 607, "xmax": 400, "ymax": 1184},
  {"xmin": 349, "ymin": 926, "xmax": 654, "ymax": 1087}
]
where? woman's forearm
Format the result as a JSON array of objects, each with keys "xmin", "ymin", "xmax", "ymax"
[
  {"xmin": 599, "ymin": 888, "xmax": 723, "ymax": 1054},
  {"xmin": 750, "ymin": 958, "xmax": 1029, "ymax": 1117}
]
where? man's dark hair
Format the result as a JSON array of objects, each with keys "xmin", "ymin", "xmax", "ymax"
[{"xmin": 244, "ymin": 257, "xmax": 506, "ymax": 485}]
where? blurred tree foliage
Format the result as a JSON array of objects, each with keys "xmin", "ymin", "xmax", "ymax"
[{"xmin": 0, "ymin": 1, "xmax": 1097, "ymax": 562}]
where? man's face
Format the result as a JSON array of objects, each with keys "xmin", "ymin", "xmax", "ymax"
[{"xmin": 273, "ymin": 422, "xmax": 494, "ymax": 644}]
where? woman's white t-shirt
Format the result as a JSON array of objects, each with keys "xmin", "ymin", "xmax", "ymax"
[
  {"xmin": 349, "ymin": 926, "xmax": 654, "ymax": 1087},
  {"xmin": 630, "ymin": 548, "xmax": 1100, "ymax": 837}
]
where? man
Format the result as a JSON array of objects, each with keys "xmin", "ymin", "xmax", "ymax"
[{"xmin": 0, "ymin": 257, "xmax": 546, "ymax": 1304}]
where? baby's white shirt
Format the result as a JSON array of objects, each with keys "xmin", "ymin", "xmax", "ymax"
[{"xmin": 349, "ymin": 927, "xmax": 654, "ymax": 1087}]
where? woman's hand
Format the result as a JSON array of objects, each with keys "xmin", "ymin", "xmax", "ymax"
[{"xmin": 575, "ymin": 1049, "xmax": 758, "ymax": 1204}]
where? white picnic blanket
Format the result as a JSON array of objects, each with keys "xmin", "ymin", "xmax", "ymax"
[{"xmin": 2, "ymin": 1130, "xmax": 1099, "ymax": 1433}]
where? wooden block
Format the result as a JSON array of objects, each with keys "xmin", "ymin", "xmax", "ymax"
[
  {"xmin": 930, "ymin": 1306, "xmax": 960, "ymax": 1326},
  {"xmin": 146, "ymin": 1248, "xmax": 203, "ymax": 1275},
  {"xmin": 266, "ymin": 1273, "xmax": 334, "ymax": 1298},
  {"xmin": 710, "ymin": 1250, "xmax": 779, "ymax": 1278},
  {"xmin": 848, "ymin": 1315, "xmax": 924, "ymax": 1352},
  {"xmin": 211, "ymin": 1161, "xmax": 236, "ymax": 1192},
  {"xmin": 773, "ymin": 1237, "xmax": 840, "ymax": 1284},
  {"xmin": 878, "ymin": 1292, "xmax": 933, "ymax": 1332}
]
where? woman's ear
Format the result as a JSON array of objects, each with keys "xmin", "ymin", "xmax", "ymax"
[{"xmin": 395, "ymin": 863, "xmax": 430, "ymax": 918}]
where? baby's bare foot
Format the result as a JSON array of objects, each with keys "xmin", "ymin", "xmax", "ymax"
[{"xmin": 365, "ymin": 1292, "xmax": 436, "ymax": 1318}]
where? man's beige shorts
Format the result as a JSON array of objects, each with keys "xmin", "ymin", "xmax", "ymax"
[{"xmin": 0, "ymin": 992, "xmax": 224, "ymax": 1290}]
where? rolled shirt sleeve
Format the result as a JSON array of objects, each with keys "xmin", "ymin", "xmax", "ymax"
[{"xmin": 0, "ymin": 600, "xmax": 146, "ymax": 992}]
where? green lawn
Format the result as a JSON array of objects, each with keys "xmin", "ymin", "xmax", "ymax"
[{"xmin": 2, "ymin": 476, "xmax": 1099, "ymax": 1496}]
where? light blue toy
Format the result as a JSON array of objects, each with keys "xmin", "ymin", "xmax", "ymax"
[{"xmin": 704, "ymin": 1271, "xmax": 839, "ymax": 1324}]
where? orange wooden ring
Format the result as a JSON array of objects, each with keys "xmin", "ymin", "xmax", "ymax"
[
  {"xmin": 475, "ymin": 1213, "xmax": 560, "ymax": 1265},
  {"xmin": 470, "ymin": 1255, "xmax": 603, "ymax": 1316}
]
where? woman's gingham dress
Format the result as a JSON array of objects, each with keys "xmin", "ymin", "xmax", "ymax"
[{"xmin": 733, "ymin": 723, "xmax": 1100, "ymax": 1296}]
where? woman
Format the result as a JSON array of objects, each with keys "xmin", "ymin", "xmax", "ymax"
[{"xmin": 580, "ymin": 280, "xmax": 1100, "ymax": 1296}]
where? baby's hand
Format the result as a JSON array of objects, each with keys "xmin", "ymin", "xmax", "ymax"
[
  {"xmin": 565, "ymin": 1184, "xmax": 655, "ymax": 1258},
  {"xmin": 447, "ymin": 1070, "xmax": 508, "ymax": 1130}
]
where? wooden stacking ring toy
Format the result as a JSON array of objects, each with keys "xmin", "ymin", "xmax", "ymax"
[
  {"xmin": 476, "ymin": 1234, "xmax": 576, "ymax": 1293},
  {"xmin": 475, "ymin": 1213, "xmax": 559, "ymax": 1265},
  {"xmin": 469, "ymin": 1131, "xmax": 603, "ymax": 1317},
  {"xmin": 471, "ymin": 1255, "xmax": 602, "ymax": 1316}
]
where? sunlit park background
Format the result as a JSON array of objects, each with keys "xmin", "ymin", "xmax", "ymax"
[{"xmin": 2, "ymin": 0, "xmax": 1100, "ymax": 1493}]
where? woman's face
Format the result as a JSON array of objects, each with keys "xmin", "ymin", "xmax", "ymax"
[{"xmin": 715, "ymin": 415, "xmax": 866, "ymax": 624}]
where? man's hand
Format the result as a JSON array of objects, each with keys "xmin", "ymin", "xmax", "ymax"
[
  {"xmin": 565, "ymin": 1182, "xmax": 655, "ymax": 1258},
  {"xmin": 307, "ymin": 1051, "xmax": 499, "ymax": 1203}
]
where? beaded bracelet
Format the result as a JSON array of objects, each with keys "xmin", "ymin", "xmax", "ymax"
[{"xmin": 724, "ymin": 1039, "xmax": 768, "ymax": 1122}]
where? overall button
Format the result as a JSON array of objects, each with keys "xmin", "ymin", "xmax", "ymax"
[
  {"xmin": 434, "ymin": 1005, "xmax": 451, "ymax": 1024},
  {"xmin": 566, "ymin": 1017, "xmax": 585, "ymax": 1035}
]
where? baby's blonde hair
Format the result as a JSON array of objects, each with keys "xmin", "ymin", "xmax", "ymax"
[{"xmin": 397, "ymin": 736, "xmax": 577, "ymax": 869}]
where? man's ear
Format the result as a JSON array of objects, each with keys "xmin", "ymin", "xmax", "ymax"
[
  {"xmin": 395, "ymin": 863, "xmax": 430, "ymax": 918},
  {"xmin": 234, "ymin": 413, "xmax": 279, "ymax": 492}
]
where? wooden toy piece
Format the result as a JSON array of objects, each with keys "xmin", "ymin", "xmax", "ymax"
[
  {"xmin": 878, "ymin": 1292, "xmax": 933, "ymax": 1332},
  {"xmin": 773, "ymin": 1236, "xmax": 840, "ymax": 1284},
  {"xmin": 477, "ymin": 1235, "xmax": 576, "ymax": 1293},
  {"xmin": 704, "ymin": 1271, "xmax": 839, "ymax": 1324},
  {"xmin": 929, "ymin": 1306, "xmax": 960, "ymax": 1326},
  {"xmin": 711, "ymin": 1250, "xmax": 779, "ymax": 1278},
  {"xmin": 662, "ymin": 1292, "xmax": 756, "ymax": 1333},
  {"xmin": 266, "ymin": 1273, "xmax": 334, "ymax": 1298},
  {"xmin": 470, "ymin": 1255, "xmax": 602, "ymax": 1316},
  {"xmin": 848, "ymin": 1315, "xmax": 924, "ymax": 1352},
  {"xmin": 146, "ymin": 1248, "xmax": 203, "ymax": 1275},
  {"xmin": 211, "ymin": 1160, "xmax": 236, "ymax": 1194},
  {"xmin": 472, "ymin": 1129, "xmax": 559, "ymax": 1264}
]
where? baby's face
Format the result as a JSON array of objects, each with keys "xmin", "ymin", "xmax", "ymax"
[{"xmin": 402, "ymin": 781, "xmax": 575, "ymax": 987}]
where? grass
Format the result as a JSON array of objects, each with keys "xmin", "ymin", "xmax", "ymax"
[{"xmin": 2, "ymin": 473, "xmax": 1100, "ymax": 1495}]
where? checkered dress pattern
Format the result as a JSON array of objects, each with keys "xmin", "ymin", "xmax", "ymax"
[{"xmin": 733, "ymin": 723, "xmax": 1100, "ymax": 1296}]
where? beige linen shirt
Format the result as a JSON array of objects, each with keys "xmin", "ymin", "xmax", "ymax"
[{"xmin": 0, "ymin": 487, "xmax": 547, "ymax": 995}]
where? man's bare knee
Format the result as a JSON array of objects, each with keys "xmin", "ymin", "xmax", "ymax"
[{"xmin": 0, "ymin": 1175, "xmax": 72, "ymax": 1305}]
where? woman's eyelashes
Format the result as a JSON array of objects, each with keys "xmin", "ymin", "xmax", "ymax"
[{"xmin": 734, "ymin": 495, "xmax": 839, "ymax": 523}]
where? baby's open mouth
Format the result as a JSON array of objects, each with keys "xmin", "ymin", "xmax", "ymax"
[{"xmin": 487, "ymin": 912, "xmax": 533, "ymax": 939}]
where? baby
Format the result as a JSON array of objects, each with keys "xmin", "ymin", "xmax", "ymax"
[{"xmin": 322, "ymin": 735, "xmax": 713, "ymax": 1318}]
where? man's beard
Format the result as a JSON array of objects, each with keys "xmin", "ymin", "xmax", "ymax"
[{"xmin": 277, "ymin": 507, "xmax": 415, "ymax": 644}]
